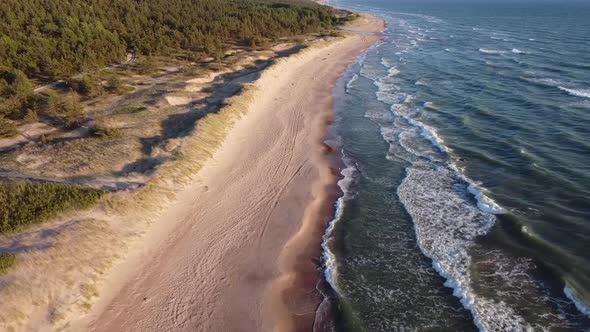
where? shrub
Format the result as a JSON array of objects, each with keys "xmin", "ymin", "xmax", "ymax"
[
  {"xmin": 135, "ymin": 57, "xmax": 159, "ymax": 75},
  {"xmin": 44, "ymin": 90, "xmax": 62, "ymax": 115},
  {"xmin": 0, "ymin": 181, "xmax": 106, "ymax": 234},
  {"xmin": 105, "ymin": 75, "xmax": 131, "ymax": 95},
  {"xmin": 0, "ymin": 69, "xmax": 32, "ymax": 102},
  {"xmin": 292, "ymin": 36, "xmax": 306, "ymax": 44},
  {"xmin": 43, "ymin": 90, "xmax": 84, "ymax": 123},
  {"xmin": 69, "ymin": 75, "xmax": 103, "ymax": 98},
  {"xmin": 92, "ymin": 122, "xmax": 122, "ymax": 138},
  {"xmin": 0, "ymin": 253, "xmax": 16, "ymax": 274},
  {"xmin": 0, "ymin": 115, "xmax": 17, "ymax": 137}
]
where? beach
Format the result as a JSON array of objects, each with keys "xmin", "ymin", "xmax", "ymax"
[{"xmin": 68, "ymin": 14, "xmax": 384, "ymax": 332}]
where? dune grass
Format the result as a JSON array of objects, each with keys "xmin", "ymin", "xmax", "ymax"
[
  {"xmin": 0, "ymin": 181, "xmax": 106, "ymax": 234},
  {"xmin": 112, "ymin": 106, "xmax": 147, "ymax": 115},
  {"xmin": 0, "ymin": 253, "xmax": 16, "ymax": 274}
]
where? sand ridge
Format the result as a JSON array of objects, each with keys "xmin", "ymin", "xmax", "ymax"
[{"xmin": 74, "ymin": 14, "xmax": 384, "ymax": 332}]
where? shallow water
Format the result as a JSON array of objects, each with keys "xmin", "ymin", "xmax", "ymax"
[{"xmin": 324, "ymin": 1, "xmax": 590, "ymax": 331}]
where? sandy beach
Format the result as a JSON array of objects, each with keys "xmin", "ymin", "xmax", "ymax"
[{"xmin": 72, "ymin": 15, "xmax": 384, "ymax": 332}]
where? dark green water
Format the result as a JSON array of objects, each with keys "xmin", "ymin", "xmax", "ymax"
[{"xmin": 322, "ymin": 1, "xmax": 590, "ymax": 331}]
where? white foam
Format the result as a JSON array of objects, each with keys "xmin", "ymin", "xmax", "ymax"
[
  {"xmin": 423, "ymin": 101, "xmax": 439, "ymax": 111},
  {"xmin": 558, "ymin": 86, "xmax": 590, "ymax": 99},
  {"xmin": 398, "ymin": 164, "xmax": 530, "ymax": 332},
  {"xmin": 398, "ymin": 131, "xmax": 444, "ymax": 162},
  {"xmin": 360, "ymin": 64, "xmax": 381, "ymax": 81},
  {"xmin": 321, "ymin": 154, "xmax": 356, "ymax": 291},
  {"xmin": 407, "ymin": 118, "xmax": 450, "ymax": 154},
  {"xmin": 404, "ymin": 95, "xmax": 416, "ymax": 104},
  {"xmin": 521, "ymin": 225, "xmax": 534, "ymax": 237},
  {"xmin": 479, "ymin": 48, "xmax": 507, "ymax": 55},
  {"xmin": 390, "ymin": 96, "xmax": 508, "ymax": 218},
  {"xmin": 346, "ymin": 74, "xmax": 359, "ymax": 90},
  {"xmin": 388, "ymin": 67, "xmax": 401, "ymax": 76},
  {"xmin": 520, "ymin": 76, "xmax": 563, "ymax": 87},
  {"xmin": 380, "ymin": 57, "xmax": 393, "ymax": 68},
  {"xmin": 375, "ymin": 81, "xmax": 403, "ymax": 105},
  {"xmin": 564, "ymin": 286, "xmax": 590, "ymax": 318},
  {"xmin": 467, "ymin": 182, "xmax": 507, "ymax": 214}
]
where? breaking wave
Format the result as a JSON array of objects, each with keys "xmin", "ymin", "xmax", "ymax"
[
  {"xmin": 559, "ymin": 86, "xmax": 590, "ymax": 99},
  {"xmin": 479, "ymin": 48, "xmax": 508, "ymax": 55}
]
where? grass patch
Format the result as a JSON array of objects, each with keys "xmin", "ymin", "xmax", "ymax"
[
  {"xmin": 112, "ymin": 106, "xmax": 147, "ymax": 115},
  {"xmin": 0, "ymin": 252, "xmax": 16, "ymax": 274},
  {"xmin": 116, "ymin": 85, "xmax": 136, "ymax": 95},
  {"xmin": 0, "ymin": 181, "xmax": 106, "ymax": 234}
]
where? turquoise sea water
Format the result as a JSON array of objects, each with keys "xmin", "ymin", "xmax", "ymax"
[{"xmin": 323, "ymin": 1, "xmax": 590, "ymax": 330}]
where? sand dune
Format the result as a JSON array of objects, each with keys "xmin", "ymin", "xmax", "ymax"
[{"xmin": 72, "ymin": 15, "xmax": 384, "ymax": 332}]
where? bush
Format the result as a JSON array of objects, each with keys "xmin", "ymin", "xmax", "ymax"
[
  {"xmin": 92, "ymin": 122, "xmax": 122, "ymax": 138},
  {"xmin": 0, "ymin": 253, "xmax": 16, "ymax": 274},
  {"xmin": 46, "ymin": 92, "xmax": 85, "ymax": 128},
  {"xmin": 292, "ymin": 36, "xmax": 306, "ymax": 44},
  {"xmin": 0, "ymin": 69, "xmax": 32, "ymax": 102},
  {"xmin": 135, "ymin": 57, "xmax": 159, "ymax": 75},
  {"xmin": 69, "ymin": 75, "xmax": 103, "ymax": 98},
  {"xmin": 329, "ymin": 30, "xmax": 345, "ymax": 38},
  {"xmin": 0, "ymin": 69, "xmax": 35, "ymax": 119},
  {"xmin": 44, "ymin": 90, "xmax": 62, "ymax": 115},
  {"xmin": 0, "ymin": 181, "xmax": 106, "ymax": 234},
  {"xmin": 105, "ymin": 75, "xmax": 134, "ymax": 95},
  {"xmin": 0, "ymin": 115, "xmax": 17, "ymax": 137}
]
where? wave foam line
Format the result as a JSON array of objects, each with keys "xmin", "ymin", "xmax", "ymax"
[
  {"xmin": 479, "ymin": 48, "xmax": 507, "ymax": 55},
  {"xmin": 388, "ymin": 106, "xmax": 507, "ymax": 216},
  {"xmin": 321, "ymin": 154, "xmax": 356, "ymax": 291},
  {"xmin": 559, "ymin": 86, "xmax": 590, "ymax": 99},
  {"xmin": 346, "ymin": 74, "xmax": 359, "ymax": 91},
  {"xmin": 564, "ymin": 286, "xmax": 590, "ymax": 318},
  {"xmin": 398, "ymin": 165, "xmax": 530, "ymax": 332}
]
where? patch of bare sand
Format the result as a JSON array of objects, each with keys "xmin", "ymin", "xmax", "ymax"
[
  {"xmin": 74, "ymin": 14, "xmax": 384, "ymax": 332},
  {"xmin": 164, "ymin": 95, "xmax": 195, "ymax": 106}
]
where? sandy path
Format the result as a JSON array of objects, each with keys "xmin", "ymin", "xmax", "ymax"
[{"xmin": 76, "ymin": 15, "xmax": 384, "ymax": 332}]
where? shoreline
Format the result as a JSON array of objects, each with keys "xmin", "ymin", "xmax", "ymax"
[
  {"xmin": 258, "ymin": 15, "xmax": 384, "ymax": 331},
  {"xmin": 71, "ymin": 14, "xmax": 384, "ymax": 332}
]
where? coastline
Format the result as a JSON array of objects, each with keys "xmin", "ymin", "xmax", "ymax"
[
  {"xmin": 263, "ymin": 15, "xmax": 385, "ymax": 332},
  {"xmin": 50, "ymin": 14, "xmax": 383, "ymax": 332}
]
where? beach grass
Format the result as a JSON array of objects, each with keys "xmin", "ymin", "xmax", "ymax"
[
  {"xmin": 112, "ymin": 106, "xmax": 148, "ymax": 115},
  {"xmin": 0, "ymin": 182, "xmax": 106, "ymax": 234},
  {"xmin": 0, "ymin": 253, "xmax": 16, "ymax": 274}
]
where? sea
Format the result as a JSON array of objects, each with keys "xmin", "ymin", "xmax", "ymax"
[{"xmin": 321, "ymin": 0, "xmax": 590, "ymax": 331}]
